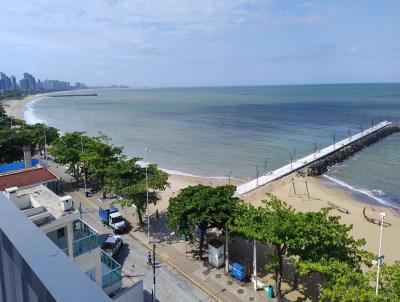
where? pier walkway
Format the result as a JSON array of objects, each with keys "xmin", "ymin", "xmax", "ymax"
[{"xmin": 236, "ymin": 121, "xmax": 393, "ymax": 196}]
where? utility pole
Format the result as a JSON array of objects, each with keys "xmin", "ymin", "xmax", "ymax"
[
  {"xmin": 291, "ymin": 178, "xmax": 297, "ymax": 195},
  {"xmin": 256, "ymin": 165, "xmax": 259, "ymax": 186},
  {"xmin": 305, "ymin": 181, "xmax": 310, "ymax": 199},
  {"xmin": 227, "ymin": 171, "xmax": 232, "ymax": 185},
  {"xmin": 253, "ymin": 240, "xmax": 257, "ymax": 291},
  {"xmin": 375, "ymin": 212, "xmax": 386, "ymax": 296},
  {"xmin": 152, "ymin": 244, "xmax": 156, "ymax": 302},
  {"xmin": 43, "ymin": 124, "xmax": 47, "ymax": 160},
  {"xmin": 225, "ymin": 226, "xmax": 229, "ymax": 274},
  {"xmin": 289, "ymin": 152, "xmax": 293, "ymax": 170},
  {"xmin": 145, "ymin": 147, "xmax": 150, "ymax": 243},
  {"xmin": 313, "ymin": 141, "xmax": 318, "ymax": 159},
  {"xmin": 80, "ymin": 137, "xmax": 87, "ymax": 192}
]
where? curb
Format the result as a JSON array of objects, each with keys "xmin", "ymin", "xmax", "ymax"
[
  {"xmin": 128, "ymin": 231, "xmax": 220, "ymax": 302},
  {"xmin": 76, "ymin": 191, "xmax": 220, "ymax": 302}
]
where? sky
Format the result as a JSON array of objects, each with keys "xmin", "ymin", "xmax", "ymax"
[{"xmin": 0, "ymin": 0, "xmax": 400, "ymax": 87}]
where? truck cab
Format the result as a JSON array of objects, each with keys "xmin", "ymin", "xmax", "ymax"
[
  {"xmin": 109, "ymin": 212, "xmax": 125, "ymax": 232},
  {"xmin": 99, "ymin": 206, "xmax": 126, "ymax": 233}
]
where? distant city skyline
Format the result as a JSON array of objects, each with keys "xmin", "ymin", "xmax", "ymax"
[
  {"xmin": 1, "ymin": 1, "xmax": 400, "ymax": 87},
  {"xmin": 0, "ymin": 71, "xmax": 86, "ymax": 91}
]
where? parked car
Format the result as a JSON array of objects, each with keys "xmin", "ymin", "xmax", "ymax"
[{"xmin": 102, "ymin": 235, "xmax": 123, "ymax": 258}]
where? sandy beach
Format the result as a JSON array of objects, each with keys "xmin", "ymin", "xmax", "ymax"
[
  {"xmin": 153, "ymin": 173, "xmax": 400, "ymax": 264},
  {"xmin": 4, "ymin": 95, "xmax": 400, "ymax": 264},
  {"xmin": 1, "ymin": 94, "xmax": 43, "ymax": 120}
]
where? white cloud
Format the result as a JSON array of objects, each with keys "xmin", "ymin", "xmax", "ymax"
[{"xmin": 0, "ymin": 0, "xmax": 322, "ymax": 62}]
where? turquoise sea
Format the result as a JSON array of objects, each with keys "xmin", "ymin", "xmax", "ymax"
[{"xmin": 25, "ymin": 84, "xmax": 400, "ymax": 209}]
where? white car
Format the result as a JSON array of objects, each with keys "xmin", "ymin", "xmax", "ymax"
[{"xmin": 102, "ymin": 235, "xmax": 123, "ymax": 258}]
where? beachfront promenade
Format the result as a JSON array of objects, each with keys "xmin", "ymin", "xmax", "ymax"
[{"xmin": 236, "ymin": 121, "xmax": 394, "ymax": 196}]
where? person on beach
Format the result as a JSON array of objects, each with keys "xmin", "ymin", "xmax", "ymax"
[{"xmin": 147, "ymin": 251, "xmax": 152, "ymax": 269}]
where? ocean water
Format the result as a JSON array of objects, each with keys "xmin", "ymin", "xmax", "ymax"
[{"xmin": 25, "ymin": 84, "xmax": 400, "ymax": 208}]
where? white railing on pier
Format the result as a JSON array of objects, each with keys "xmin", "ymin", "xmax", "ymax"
[{"xmin": 235, "ymin": 121, "xmax": 393, "ymax": 196}]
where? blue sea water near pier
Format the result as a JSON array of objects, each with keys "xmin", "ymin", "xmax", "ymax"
[{"xmin": 25, "ymin": 84, "xmax": 400, "ymax": 208}]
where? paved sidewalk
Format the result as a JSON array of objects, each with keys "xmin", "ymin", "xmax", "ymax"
[{"xmin": 85, "ymin": 194, "xmax": 269, "ymax": 302}]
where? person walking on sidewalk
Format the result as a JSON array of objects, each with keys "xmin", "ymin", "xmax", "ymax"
[
  {"xmin": 155, "ymin": 209, "xmax": 159, "ymax": 224},
  {"xmin": 147, "ymin": 251, "xmax": 152, "ymax": 269}
]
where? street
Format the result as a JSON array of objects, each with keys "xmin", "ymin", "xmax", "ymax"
[{"xmin": 41, "ymin": 158, "xmax": 212, "ymax": 302}]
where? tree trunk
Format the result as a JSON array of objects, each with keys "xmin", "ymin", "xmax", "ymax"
[
  {"xmin": 293, "ymin": 270, "xmax": 299, "ymax": 291},
  {"xmin": 101, "ymin": 175, "xmax": 106, "ymax": 198},
  {"xmin": 275, "ymin": 251, "xmax": 284, "ymax": 301},
  {"xmin": 199, "ymin": 231, "xmax": 204, "ymax": 260},
  {"xmin": 83, "ymin": 167, "xmax": 88, "ymax": 189},
  {"xmin": 137, "ymin": 207, "xmax": 144, "ymax": 225}
]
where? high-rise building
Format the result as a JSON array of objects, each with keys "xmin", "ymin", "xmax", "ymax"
[
  {"xmin": 10, "ymin": 75, "xmax": 17, "ymax": 90},
  {"xmin": 23, "ymin": 72, "xmax": 36, "ymax": 91},
  {"xmin": 0, "ymin": 72, "xmax": 6, "ymax": 90}
]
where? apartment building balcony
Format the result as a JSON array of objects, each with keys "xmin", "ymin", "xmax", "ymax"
[
  {"xmin": 101, "ymin": 250, "xmax": 123, "ymax": 293},
  {"xmin": 72, "ymin": 219, "xmax": 99, "ymax": 257}
]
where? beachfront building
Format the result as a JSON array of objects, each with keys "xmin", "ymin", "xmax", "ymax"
[
  {"xmin": 2, "ymin": 185, "xmax": 124, "ymax": 295},
  {"xmin": 0, "ymin": 166, "xmax": 59, "ymax": 192},
  {"xmin": 0, "ymin": 192, "xmax": 144, "ymax": 302},
  {"xmin": 0, "ymin": 193, "xmax": 112, "ymax": 302}
]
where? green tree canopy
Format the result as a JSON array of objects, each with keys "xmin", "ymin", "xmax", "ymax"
[
  {"xmin": 231, "ymin": 195, "xmax": 366, "ymax": 301},
  {"xmin": 49, "ymin": 131, "xmax": 88, "ymax": 178},
  {"xmin": 0, "ymin": 118, "xmax": 58, "ymax": 163},
  {"xmin": 80, "ymin": 134, "xmax": 123, "ymax": 194},
  {"xmin": 167, "ymin": 184, "xmax": 241, "ymax": 258},
  {"xmin": 105, "ymin": 158, "xmax": 169, "ymax": 225}
]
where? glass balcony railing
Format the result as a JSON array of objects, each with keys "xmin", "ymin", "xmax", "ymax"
[
  {"xmin": 72, "ymin": 219, "xmax": 99, "ymax": 257},
  {"xmin": 101, "ymin": 250, "xmax": 122, "ymax": 288}
]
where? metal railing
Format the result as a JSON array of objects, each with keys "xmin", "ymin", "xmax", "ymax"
[
  {"xmin": 101, "ymin": 250, "xmax": 122, "ymax": 288},
  {"xmin": 72, "ymin": 219, "xmax": 99, "ymax": 257}
]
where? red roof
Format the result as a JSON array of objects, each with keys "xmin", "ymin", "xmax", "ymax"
[{"xmin": 0, "ymin": 167, "xmax": 58, "ymax": 191}]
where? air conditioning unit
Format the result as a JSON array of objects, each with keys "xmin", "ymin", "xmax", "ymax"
[{"xmin": 60, "ymin": 195, "xmax": 73, "ymax": 211}]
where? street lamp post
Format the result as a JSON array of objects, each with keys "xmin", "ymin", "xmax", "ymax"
[
  {"xmin": 80, "ymin": 137, "xmax": 87, "ymax": 192},
  {"xmin": 145, "ymin": 147, "xmax": 150, "ymax": 243},
  {"xmin": 227, "ymin": 171, "xmax": 232, "ymax": 185},
  {"xmin": 43, "ymin": 124, "xmax": 47, "ymax": 160},
  {"xmin": 332, "ymin": 134, "xmax": 336, "ymax": 150},
  {"xmin": 313, "ymin": 141, "xmax": 318, "ymax": 159},
  {"xmin": 375, "ymin": 212, "xmax": 386, "ymax": 296},
  {"xmin": 255, "ymin": 165, "xmax": 259, "ymax": 186}
]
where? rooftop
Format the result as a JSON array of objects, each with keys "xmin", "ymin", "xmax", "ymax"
[
  {"xmin": 0, "ymin": 159, "xmax": 40, "ymax": 174},
  {"xmin": 0, "ymin": 193, "xmax": 111, "ymax": 302},
  {"xmin": 0, "ymin": 167, "xmax": 58, "ymax": 191},
  {"xmin": 17, "ymin": 185, "xmax": 76, "ymax": 220}
]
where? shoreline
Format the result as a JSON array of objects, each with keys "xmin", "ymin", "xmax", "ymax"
[
  {"xmin": 4, "ymin": 94, "xmax": 400, "ymax": 262},
  {"xmin": 1, "ymin": 93, "xmax": 49, "ymax": 120}
]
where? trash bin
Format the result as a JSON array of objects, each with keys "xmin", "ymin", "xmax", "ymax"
[{"xmin": 265, "ymin": 285, "xmax": 274, "ymax": 299}]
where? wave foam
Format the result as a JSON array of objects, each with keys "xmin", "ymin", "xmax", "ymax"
[
  {"xmin": 323, "ymin": 175, "xmax": 400, "ymax": 210},
  {"xmin": 23, "ymin": 97, "xmax": 47, "ymax": 125}
]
